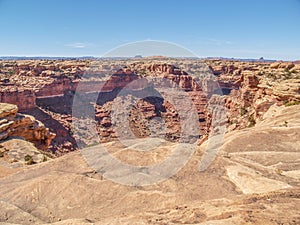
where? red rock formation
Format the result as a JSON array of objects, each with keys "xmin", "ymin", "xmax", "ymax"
[
  {"xmin": 0, "ymin": 90, "xmax": 36, "ymax": 110},
  {"xmin": 36, "ymin": 77, "xmax": 74, "ymax": 97},
  {"xmin": 91, "ymin": 65, "xmax": 210, "ymax": 143},
  {"xmin": 223, "ymin": 73, "xmax": 278, "ymax": 130},
  {"xmin": 1, "ymin": 59, "xmax": 299, "ymax": 153},
  {"xmin": 0, "ymin": 103, "xmax": 55, "ymax": 150},
  {"xmin": 101, "ymin": 70, "xmax": 147, "ymax": 92}
]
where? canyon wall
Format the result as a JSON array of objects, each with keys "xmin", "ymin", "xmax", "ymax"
[{"xmin": 0, "ymin": 89, "xmax": 36, "ymax": 111}]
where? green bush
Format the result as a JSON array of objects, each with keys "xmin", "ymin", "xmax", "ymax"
[
  {"xmin": 8, "ymin": 69, "xmax": 15, "ymax": 76},
  {"xmin": 42, "ymin": 156, "xmax": 47, "ymax": 162},
  {"xmin": 266, "ymin": 73, "xmax": 274, "ymax": 78},
  {"xmin": 24, "ymin": 154, "xmax": 32, "ymax": 161},
  {"xmin": 24, "ymin": 154, "xmax": 35, "ymax": 165},
  {"xmin": 257, "ymin": 71, "xmax": 264, "ymax": 76},
  {"xmin": 284, "ymin": 101, "xmax": 300, "ymax": 107},
  {"xmin": 86, "ymin": 142, "xmax": 99, "ymax": 148},
  {"xmin": 240, "ymin": 107, "xmax": 247, "ymax": 116},
  {"xmin": 248, "ymin": 114, "xmax": 256, "ymax": 127}
]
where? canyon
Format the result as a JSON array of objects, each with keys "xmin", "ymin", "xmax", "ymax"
[
  {"xmin": 1, "ymin": 59, "xmax": 300, "ymax": 153},
  {"xmin": 0, "ymin": 59, "xmax": 299, "ymax": 224}
]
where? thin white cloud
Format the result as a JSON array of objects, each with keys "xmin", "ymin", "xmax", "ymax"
[
  {"xmin": 65, "ymin": 42, "xmax": 92, "ymax": 49},
  {"xmin": 206, "ymin": 39, "xmax": 233, "ymax": 46},
  {"xmin": 207, "ymin": 38, "xmax": 221, "ymax": 46},
  {"xmin": 225, "ymin": 41, "xmax": 233, "ymax": 45}
]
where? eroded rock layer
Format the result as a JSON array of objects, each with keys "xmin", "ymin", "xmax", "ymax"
[
  {"xmin": 0, "ymin": 103, "xmax": 55, "ymax": 150},
  {"xmin": 1, "ymin": 59, "xmax": 300, "ymax": 153}
]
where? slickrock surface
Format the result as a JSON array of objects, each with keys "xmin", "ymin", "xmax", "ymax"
[
  {"xmin": 1, "ymin": 139, "xmax": 47, "ymax": 165},
  {"xmin": 0, "ymin": 104, "xmax": 299, "ymax": 224}
]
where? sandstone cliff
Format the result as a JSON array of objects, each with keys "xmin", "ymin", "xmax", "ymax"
[{"xmin": 0, "ymin": 103, "xmax": 55, "ymax": 151}]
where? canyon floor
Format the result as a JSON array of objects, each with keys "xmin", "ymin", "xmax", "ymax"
[{"xmin": 0, "ymin": 59, "xmax": 299, "ymax": 224}]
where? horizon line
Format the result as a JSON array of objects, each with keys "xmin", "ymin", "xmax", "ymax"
[{"xmin": 0, "ymin": 55, "xmax": 291, "ymax": 61}]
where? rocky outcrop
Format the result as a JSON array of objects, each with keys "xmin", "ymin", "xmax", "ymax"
[
  {"xmin": 0, "ymin": 139, "xmax": 48, "ymax": 164},
  {"xmin": 207, "ymin": 60, "xmax": 300, "ymax": 131},
  {"xmin": 147, "ymin": 63, "xmax": 188, "ymax": 75},
  {"xmin": 0, "ymin": 103, "xmax": 55, "ymax": 150}
]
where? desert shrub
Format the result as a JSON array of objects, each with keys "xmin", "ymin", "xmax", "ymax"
[
  {"xmin": 139, "ymin": 69, "xmax": 146, "ymax": 75},
  {"xmin": 266, "ymin": 81, "xmax": 272, "ymax": 86},
  {"xmin": 284, "ymin": 101, "xmax": 300, "ymax": 107},
  {"xmin": 275, "ymin": 168, "xmax": 283, "ymax": 176},
  {"xmin": 283, "ymin": 72, "xmax": 292, "ymax": 79},
  {"xmin": 8, "ymin": 69, "xmax": 15, "ymax": 76},
  {"xmin": 248, "ymin": 114, "xmax": 256, "ymax": 127},
  {"xmin": 42, "ymin": 156, "xmax": 47, "ymax": 162},
  {"xmin": 257, "ymin": 71, "xmax": 264, "ymax": 76},
  {"xmin": 86, "ymin": 142, "xmax": 99, "ymax": 148},
  {"xmin": 240, "ymin": 107, "xmax": 247, "ymax": 116},
  {"xmin": 69, "ymin": 129, "xmax": 74, "ymax": 136},
  {"xmin": 0, "ymin": 152, "xmax": 4, "ymax": 157},
  {"xmin": 266, "ymin": 73, "xmax": 274, "ymax": 78},
  {"xmin": 24, "ymin": 154, "xmax": 32, "ymax": 161},
  {"xmin": 24, "ymin": 154, "xmax": 35, "ymax": 165}
]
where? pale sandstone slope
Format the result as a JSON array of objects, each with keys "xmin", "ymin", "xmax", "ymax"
[{"xmin": 0, "ymin": 105, "xmax": 299, "ymax": 224}]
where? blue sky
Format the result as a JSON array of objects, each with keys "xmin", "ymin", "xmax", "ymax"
[{"xmin": 0, "ymin": 0, "xmax": 299, "ymax": 60}]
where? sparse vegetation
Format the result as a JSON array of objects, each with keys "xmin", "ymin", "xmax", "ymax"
[
  {"xmin": 240, "ymin": 107, "xmax": 247, "ymax": 116},
  {"xmin": 284, "ymin": 100, "xmax": 300, "ymax": 107},
  {"xmin": 24, "ymin": 154, "xmax": 35, "ymax": 165},
  {"xmin": 8, "ymin": 69, "xmax": 15, "ymax": 76},
  {"xmin": 283, "ymin": 68, "xmax": 292, "ymax": 79},
  {"xmin": 24, "ymin": 154, "xmax": 32, "ymax": 161},
  {"xmin": 257, "ymin": 71, "xmax": 264, "ymax": 76},
  {"xmin": 139, "ymin": 69, "xmax": 146, "ymax": 75},
  {"xmin": 69, "ymin": 129, "xmax": 74, "ymax": 136},
  {"xmin": 248, "ymin": 114, "xmax": 256, "ymax": 127},
  {"xmin": 266, "ymin": 72, "xmax": 275, "ymax": 78},
  {"xmin": 275, "ymin": 168, "xmax": 283, "ymax": 176},
  {"xmin": 290, "ymin": 70, "xmax": 297, "ymax": 74},
  {"xmin": 86, "ymin": 142, "xmax": 99, "ymax": 148},
  {"xmin": 266, "ymin": 81, "xmax": 272, "ymax": 86}
]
